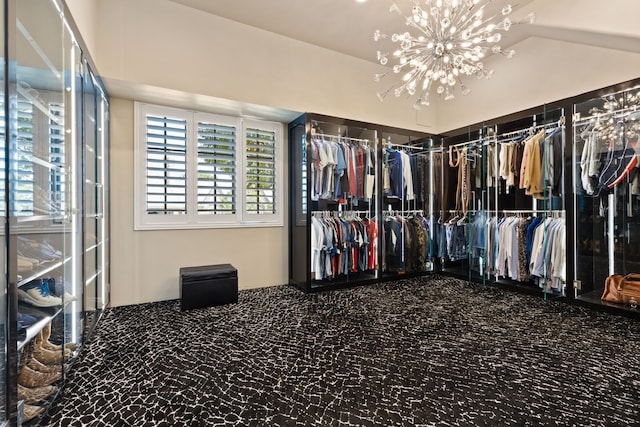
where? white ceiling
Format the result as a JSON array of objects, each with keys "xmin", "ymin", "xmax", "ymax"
[
  {"xmin": 167, "ymin": 0, "xmax": 640, "ymax": 64},
  {"xmin": 168, "ymin": 0, "xmax": 538, "ymax": 63}
]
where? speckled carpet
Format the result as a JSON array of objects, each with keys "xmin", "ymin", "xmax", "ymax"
[{"xmin": 41, "ymin": 276, "xmax": 640, "ymax": 426}]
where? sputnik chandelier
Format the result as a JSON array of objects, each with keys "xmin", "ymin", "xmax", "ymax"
[{"xmin": 374, "ymin": 0, "xmax": 534, "ymax": 109}]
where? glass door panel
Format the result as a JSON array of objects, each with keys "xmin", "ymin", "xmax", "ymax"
[{"xmin": 573, "ymin": 87, "xmax": 640, "ymax": 307}]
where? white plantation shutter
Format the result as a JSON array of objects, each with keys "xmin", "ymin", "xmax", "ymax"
[
  {"xmin": 196, "ymin": 118, "xmax": 237, "ymax": 215},
  {"xmin": 48, "ymin": 102, "xmax": 65, "ymax": 215},
  {"xmin": 145, "ymin": 113, "xmax": 188, "ymax": 215},
  {"xmin": 242, "ymin": 119, "xmax": 281, "ymax": 223},
  {"xmin": 245, "ymin": 127, "xmax": 276, "ymax": 214},
  {"xmin": 14, "ymin": 100, "xmax": 34, "ymax": 216},
  {"xmin": 135, "ymin": 103, "xmax": 282, "ymax": 229}
]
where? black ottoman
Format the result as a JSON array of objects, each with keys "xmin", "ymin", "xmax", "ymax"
[{"xmin": 180, "ymin": 264, "xmax": 238, "ymax": 311}]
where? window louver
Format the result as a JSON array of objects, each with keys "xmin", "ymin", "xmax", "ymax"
[
  {"xmin": 197, "ymin": 121, "xmax": 236, "ymax": 215},
  {"xmin": 245, "ymin": 127, "xmax": 276, "ymax": 214},
  {"xmin": 145, "ymin": 114, "xmax": 187, "ymax": 215},
  {"xmin": 14, "ymin": 101, "xmax": 34, "ymax": 215}
]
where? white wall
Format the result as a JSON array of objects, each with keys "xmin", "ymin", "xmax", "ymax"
[
  {"xmin": 109, "ymin": 98, "xmax": 289, "ymax": 306},
  {"xmin": 64, "ymin": 0, "xmax": 99, "ymax": 61}
]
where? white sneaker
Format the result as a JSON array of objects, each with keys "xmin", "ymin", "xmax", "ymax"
[
  {"xmin": 62, "ymin": 292, "xmax": 78, "ymax": 303},
  {"xmin": 19, "ymin": 284, "xmax": 62, "ymax": 307}
]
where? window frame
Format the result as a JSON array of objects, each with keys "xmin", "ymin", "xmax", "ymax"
[{"xmin": 134, "ymin": 102, "xmax": 284, "ymax": 230}]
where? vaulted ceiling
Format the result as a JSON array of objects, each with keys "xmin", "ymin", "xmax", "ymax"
[{"xmin": 168, "ymin": 0, "xmax": 640, "ymax": 63}]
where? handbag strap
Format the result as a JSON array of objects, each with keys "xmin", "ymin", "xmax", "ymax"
[{"xmin": 624, "ymin": 273, "xmax": 640, "ymax": 282}]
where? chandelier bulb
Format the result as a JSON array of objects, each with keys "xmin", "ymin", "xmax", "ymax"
[
  {"xmin": 502, "ymin": 4, "xmax": 513, "ymax": 15},
  {"xmin": 389, "ymin": 3, "xmax": 401, "ymax": 14},
  {"xmin": 527, "ymin": 12, "xmax": 536, "ymax": 24},
  {"xmin": 445, "ymin": 90, "xmax": 454, "ymax": 101},
  {"xmin": 376, "ymin": 92, "xmax": 385, "ymax": 102}
]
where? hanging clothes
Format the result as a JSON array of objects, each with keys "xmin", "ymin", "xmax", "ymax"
[
  {"xmin": 310, "ymin": 213, "xmax": 378, "ymax": 281},
  {"xmin": 382, "ymin": 212, "xmax": 431, "ymax": 272}
]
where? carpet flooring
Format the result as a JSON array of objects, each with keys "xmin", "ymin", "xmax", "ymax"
[{"xmin": 40, "ymin": 276, "xmax": 640, "ymax": 426}]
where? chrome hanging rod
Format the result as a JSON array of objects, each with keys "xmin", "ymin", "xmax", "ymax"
[{"xmin": 312, "ymin": 134, "xmax": 371, "ymax": 144}]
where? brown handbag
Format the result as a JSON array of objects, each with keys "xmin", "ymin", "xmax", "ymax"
[
  {"xmin": 619, "ymin": 273, "xmax": 640, "ymax": 302},
  {"xmin": 601, "ymin": 274, "xmax": 640, "ymax": 304},
  {"xmin": 601, "ymin": 275, "xmax": 624, "ymax": 303}
]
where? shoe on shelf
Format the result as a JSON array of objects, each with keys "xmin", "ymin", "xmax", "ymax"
[
  {"xmin": 27, "ymin": 357, "xmax": 62, "ymax": 375},
  {"xmin": 18, "ymin": 284, "xmax": 62, "ymax": 308},
  {"xmin": 17, "ymin": 253, "xmax": 38, "ymax": 273},
  {"xmin": 23, "ymin": 404, "xmax": 45, "ymax": 422},
  {"xmin": 17, "ymin": 365, "xmax": 61, "ymax": 388},
  {"xmin": 17, "ymin": 313, "xmax": 38, "ymax": 329},
  {"xmin": 18, "ymin": 236, "xmax": 62, "ymax": 263},
  {"xmin": 40, "ymin": 240, "xmax": 62, "ymax": 258},
  {"xmin": 53, "ymin": 279, "xmax": 78, "ymax": 302},
  {"xmin": 18, "ymin": 384, "xmax": 57, "ymax": 405},
  {"xmin": 41, "ymin": 322, "xmax": 76, "ymax": 354},
  {"xmin": 33, "ymin": 344, "xmax": 64, "ymax": 365}
]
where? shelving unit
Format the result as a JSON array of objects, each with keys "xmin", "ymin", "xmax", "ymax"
[
  {"xmin": 572, "ymin": 85, "xmax": 640, "ymax": 314},
  {"xmin": 1, "ymin": 0, "xmax": 110, "ymax": 425},
  {"xmin": 288, "ymin": 113, "xmax": 435, "ymax": 293},
  {"xmin": 439, "ymin": 108, "xmax": 568, "ymax": 299}
]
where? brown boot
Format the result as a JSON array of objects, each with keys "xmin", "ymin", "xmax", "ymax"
[
  {"xmin": 33, "ymin": 343, "xmax": 63, "ymax": 365},
  {"xmin": 27, "ymin": 357, "xmax": 62, "ymax": 374},
  {"xmin": 17, "ymin": 365, "xmax": 61, "ymax": 388},
  {"xmin": 37, "ymin": 330, "xmax": 72, "ymax": 358},
  {"xmin": 18, "ymin": 384, "xmax": 57, "ymax": 404},
  {"xmin": 23, "ymin": 404, "xmax": 45, "ymax": 422},
  {"xmin": 43, "ymin": 321, "xmax": 77, "ymax": 352}
]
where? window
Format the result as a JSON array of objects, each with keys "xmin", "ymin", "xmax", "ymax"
[{"xmin": 135, "ymin": 103, "xmax": 283, "ymax": 229}]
